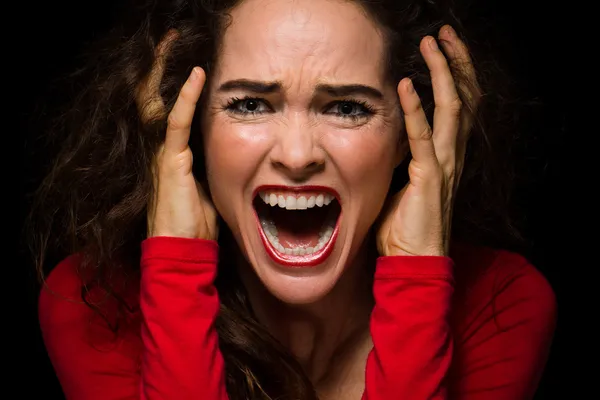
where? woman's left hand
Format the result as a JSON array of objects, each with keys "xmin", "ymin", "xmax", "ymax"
[{"xmin": 377, "ymin": 25, "xmax": 481, "ymax": 257}]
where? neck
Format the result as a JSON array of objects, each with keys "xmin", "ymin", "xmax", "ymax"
[{"xmin": 237, "ymin": 243, "xmax": 375, "ymax": 384}]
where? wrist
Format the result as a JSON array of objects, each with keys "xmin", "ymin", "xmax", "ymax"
[{"xmin": 383, "ymin": 245, "xmax": 446, "ymax": 257}]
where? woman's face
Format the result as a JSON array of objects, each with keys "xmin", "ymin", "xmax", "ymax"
[{"xmin": 203, "ymin": 0, "xmax": 404, "ymax": 304}]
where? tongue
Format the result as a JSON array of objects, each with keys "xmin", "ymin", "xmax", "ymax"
[{"xmin": 270, "ymin": 207, "xmax": 328, "ymax": 248}]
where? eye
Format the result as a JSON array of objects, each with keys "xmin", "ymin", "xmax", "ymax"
[
  {"xmin": 225, "ymin": 97, "xmax": 271, "ymax": 116},
  {"xmin": 325, "ymin": 100, "xmax": 374, "ymax": 120}
]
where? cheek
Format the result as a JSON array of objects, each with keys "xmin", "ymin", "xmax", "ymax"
[
  {"xmin": 327, "ymin": 128, "xmax": 398, "ymax": 192},
  {"xmin": 203, "ymin": 118, "xmax": 272, "ymax": 214},
  {"xmin": 325, "ymin": 127, "xmax": 398, "ymax": 233}
]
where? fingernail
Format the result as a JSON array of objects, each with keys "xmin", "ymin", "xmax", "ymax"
[
  {"xmin": 190, "ymin": 67, "xmax": 199, "ymax": 81},
  {"xmin": 429, "ymin": 38, "xmax": 439, "ymax": 51},
  {"xmin": 444, "ymin": 25, "xmax": 456, "ymax": 38},
  {"xmin": 406, "ymin": 79, "xmax": 414, "ymax": 94}
]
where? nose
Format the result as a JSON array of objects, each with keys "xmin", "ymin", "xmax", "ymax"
[{"xmin": 270, "ymin": 113, "xmax": 326, "ymax": 180}]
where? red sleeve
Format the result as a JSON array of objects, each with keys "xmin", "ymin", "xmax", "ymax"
[
  {"xmin": 38, "ymin": 237, "xmax": 228, "ymax": 400},
  {"xmin": 363, "ymin": 256, "xmax": 455, "ymax": 400},
  {"xmin": 363, "ymin": 249, "xmax": 557, "ymax": 400},
  {"xmin": 139, "ymin": 237, "xmax": 228, "ymax": 400},
  {"xmin": 39, "ymin": 253, "xmax": 142, "ymax": 399},
  {"xmin": 447, "ymin": 248, "xmax": 557, "ymax": 399}
]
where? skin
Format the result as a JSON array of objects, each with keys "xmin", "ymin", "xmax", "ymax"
[
  {"xmin": 204, "ymin": 0, "xmax": 401, "ymax": 307},
  {"xmin": 145, "ymin": 0, "xmax": 480, "ymax": 396}
]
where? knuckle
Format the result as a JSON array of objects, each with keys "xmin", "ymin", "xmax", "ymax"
[
  {"xmin": 416, "ymin": 125, "xmax": 433, "ymax": 140},
  {"xmin": 405, "ymin": 97, "xmax": 424, "ymax": 116},
  {"xmin": 155, "ymin": 146, "xmax": 193, "ymax": 174},
  {"xmin": 407, "ymin": 160, "xmax": 425, "ymax": 180},
  {"xmin": 437, "ymin": 153, "xmax": 455, "ymax": 170},
  {"xmin": 408, "ymin": 158, "xmax": 440, "ymax": 181},
  {"xmin": 450, "ymin": 97, "xmax": 463, "ymax": 109},
  {"xmin": 444, "ymin": 165, "xmax": 456, "ymax": 184},
  {"xmin": 446, "ymin": 97, "xmax": 463, "ymax": 116},
  {"xmin": 167, "ymin": 112, "xmax": 187, "ymax": 131},
  {"xmin": 170, "ymin": 148, "xmax": 193, "ymax": 170}
]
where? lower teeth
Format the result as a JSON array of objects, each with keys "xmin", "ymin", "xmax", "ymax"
[{"xmin": 260, "ymin": 215, "xmax": 336, "ymax": 256}]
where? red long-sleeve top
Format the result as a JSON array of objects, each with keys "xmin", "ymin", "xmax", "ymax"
[{"xmin": 39, "ymin": 237, "xmax": 556, "ymax": 399}]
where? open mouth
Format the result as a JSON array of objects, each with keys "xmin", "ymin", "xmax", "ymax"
[{"xmin": 253, "ymin": 186, "xmax": 342, "ymax": 267}]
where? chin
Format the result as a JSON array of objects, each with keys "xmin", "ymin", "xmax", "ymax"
[{"xmin": 252, "ymin": 245, "xmax": 351, "ymax": 305}]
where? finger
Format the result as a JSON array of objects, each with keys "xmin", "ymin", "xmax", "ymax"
[
  {"xmin": 420, "ymin": 36, "xmax": 462, "ymax": 167},
  {"xmin": 164, "ymin": 67, "xmax": 206, "ymax": 154},
  {"xmin": 437, "ymin": 25, "xmax": 482, "ymax": 180},
  {"xmin": 438, "ymin": 25, "xmax": 481, "ymax": 114},
  {"xmin": 136, "ymin": 29, "xmax": 179, "ymax": 123},
  {"xmin": 398, "ymin": 78, "xmax": 437, "ymax": 166}
]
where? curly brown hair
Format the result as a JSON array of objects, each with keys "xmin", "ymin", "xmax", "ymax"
[{"xmin": 25, "ymin": 0, "xmax": 526, "ymax": 398}]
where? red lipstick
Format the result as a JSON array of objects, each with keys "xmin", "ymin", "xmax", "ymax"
[{"xmin": 252, "ymin": 185, "xmax": 342, "ymax": 267}]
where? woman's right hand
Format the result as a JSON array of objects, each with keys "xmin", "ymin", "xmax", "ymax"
[
  {"xmin": 137, "ymin": 33, "xmax": 217, "ymax": 240},
  {"xmin": 146, "ymin": 67, "xmax": 218, "ymax": 240}
]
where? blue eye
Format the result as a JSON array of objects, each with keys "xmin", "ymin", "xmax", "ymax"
[{"xmin": 225, "ymin": 97, "xmax": 270, "ymax": 115}]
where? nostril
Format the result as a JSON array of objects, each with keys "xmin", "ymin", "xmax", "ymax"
[
  {"xmin": 272, "ymin": 160, "xmax": 325, "ymax": 177},
  {"xmin": 305, "ymin": 161, "xmax": 324, "ymax": 171}
]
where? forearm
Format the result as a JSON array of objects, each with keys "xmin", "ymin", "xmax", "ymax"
[
  {"xmin": 363, "ymin": 256, "xmax": 454, "ymax": 400},
  {"xmin": 140, "ymin": 236, "xmax": 228, "ymax": 400}
]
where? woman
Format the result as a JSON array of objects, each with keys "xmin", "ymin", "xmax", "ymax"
[{"xmin": 27, "ymin": 0, "xmax": 556, "ymax": 399}]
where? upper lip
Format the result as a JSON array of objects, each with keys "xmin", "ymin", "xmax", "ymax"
[{"xmin": 253, "ymin": 185, "xmax": 341, "ymax": 202}]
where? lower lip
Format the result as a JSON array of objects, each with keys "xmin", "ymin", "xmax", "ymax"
[{"xmin": 254, "ymin": 212, "xmax": 340, "ymax": 267}]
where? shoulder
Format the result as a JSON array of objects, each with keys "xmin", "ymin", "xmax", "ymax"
[
  {"xmin": 447, "ymin": 243, "xmax": 557, "ymax": 396},
  {"xmin": 38, "ymin": 254, "xmax": 98, "ymax": 363},
  {"xmin": 449, "ymin": 242, "xmax": 557, "ymax": 331},
  {"xmin": 38, "ymin": 254, "xmax": 87, "ymax": 322},
  {"xmin": 39, "ymin": 254, "xmax": 140, "ymax": 338},
  {"xmin": 38, "ymin": 256, "xmax": 143, "ymax": 398}
]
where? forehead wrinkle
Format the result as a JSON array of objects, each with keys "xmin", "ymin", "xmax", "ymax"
[
  {"xmin": 220, "ymin": 42, "xmax": 385, "ymax": 95},
  {"xmin": 216, "ymin": 0, "xmax": 388, "ymax": 96},
  {"xmin": 225, "ymin": 0, "xmax": 384, "ymax": 59}
]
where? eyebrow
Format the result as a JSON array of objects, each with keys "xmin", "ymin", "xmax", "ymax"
[
  {"xmin": 218, "ymin": 79, "xmax": 282, "ymax": 94},
  {"xmin": 315, "ymin": 83, "xmax": 383, "ymax": 100},
  {"xmin": 217, "ymin": 79, "xmax": 384, "ymax": 100}
]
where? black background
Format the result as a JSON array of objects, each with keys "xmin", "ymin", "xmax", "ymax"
[{"xmin": 14, "ymin": 1, "xmax": 574, "ymax": 398}]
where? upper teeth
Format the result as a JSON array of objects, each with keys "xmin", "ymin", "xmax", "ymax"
[{"xmin": 259, "ymin": 192, "xmax": 335, "ymax": 210}]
